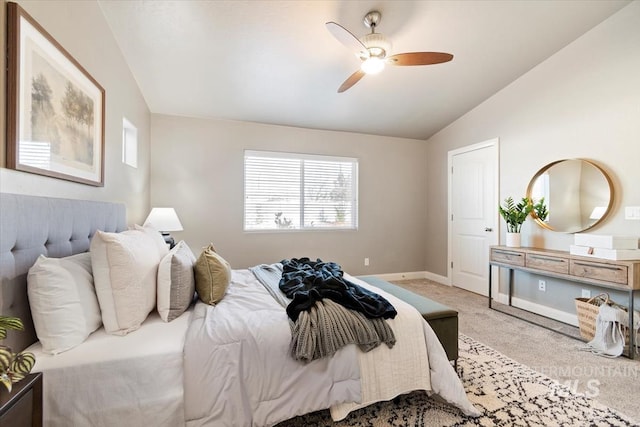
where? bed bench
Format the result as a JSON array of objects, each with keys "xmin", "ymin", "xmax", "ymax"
[{"xmin": 358, "ymin": 276, "xmax": 458, "ymax": 366}]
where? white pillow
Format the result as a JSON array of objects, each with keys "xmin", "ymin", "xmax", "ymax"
[
  {"xmin": 27, "ymin": 252, "xmax": 102, "ymax": 355},
  {"xmin": 90, "ymin": 228, "xmax": 165, "ymax": 335},
  {"xmin": 157, "ymin": 240, "xmax": 196, "ymax": 322},
  {"xmin": 134, "ymin": 224, "xmax": 171, "ymax": 258}
]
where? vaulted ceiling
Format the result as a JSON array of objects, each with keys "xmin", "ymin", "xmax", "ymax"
[{"xmin": 98, "ymin": 0, "xmax": 630, "ymax": 140}]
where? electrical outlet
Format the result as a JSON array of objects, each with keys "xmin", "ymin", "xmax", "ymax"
[
  {"xmin": 581, "ymin": 289, "xmax": 591, "ymax": 298},
  {"xmin": 364, "ymin": 257, "xmax": 369, "ymax": 266},
  {"xmin": 538, "ymin": 280, "xmax": 546, "ymax": 292}
]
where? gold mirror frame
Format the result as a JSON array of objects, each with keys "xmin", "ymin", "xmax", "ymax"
[{"xmin": 526, "ymin": 159, "xmax": 614, "ymax": 233}]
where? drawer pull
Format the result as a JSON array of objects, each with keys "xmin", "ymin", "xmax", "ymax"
[
  {"xmin": 494, "ymin": 250, "xmax": 522, "ymax": 256},
  {"xmin": 573, "ymin": 262, "xmax": 622, "ymax": 271},
  {"xmin": 529, "ymin": 255, "xmax": 565, "ymax": 263}
]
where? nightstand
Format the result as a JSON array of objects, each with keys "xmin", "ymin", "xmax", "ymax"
[{"xmin": 0, "ymin": 372, "xmax": 43, "ymax": 427}]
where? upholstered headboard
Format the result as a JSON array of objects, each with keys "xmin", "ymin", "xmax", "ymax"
[{"xmin": 0, "ymin": 193, "xmax": 126, "ymax": 351}]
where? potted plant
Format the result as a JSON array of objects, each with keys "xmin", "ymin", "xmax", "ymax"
[
  {"xmin": 0, "ymin": 316, "xmax": 35, "ymax": 392},
  {"xmin": 498, "ymin": 197, "xmax": 533, "ymax": 247}
]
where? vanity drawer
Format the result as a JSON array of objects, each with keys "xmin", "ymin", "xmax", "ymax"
[
  {"xmin": 491, "ymin": 248, "xmax": 525, "ymax": 267},
  {"xmin": 526, "ymin": 253, "xmax": 569, "ymax": 274},
  {"xmin": 570, "ymin": 260, "xmax": 628, "ymax": 285}
]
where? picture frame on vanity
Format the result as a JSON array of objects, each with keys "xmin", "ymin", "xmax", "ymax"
[{"xmin": 6, "ymin": 2, "xmax": 105, "ymax": 186}]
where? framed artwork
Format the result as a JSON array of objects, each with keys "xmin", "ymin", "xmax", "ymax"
[{"xmin": 6, "ymin": 2, "xmax": 105, "ymax": 186}]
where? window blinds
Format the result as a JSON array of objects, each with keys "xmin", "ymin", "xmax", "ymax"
[{"xmin": 244, "ymin": 150, "xmax": 358, "ymax": 231}]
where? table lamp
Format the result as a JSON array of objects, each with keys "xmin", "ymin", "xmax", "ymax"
[{"xmin": 143, "ymin": 207, "xmax": 183, "ymax": 249}]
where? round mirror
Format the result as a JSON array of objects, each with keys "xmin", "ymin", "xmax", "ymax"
[{"xmin": 526, "ymin": 159, "xmax": 613, "ymax": 233}]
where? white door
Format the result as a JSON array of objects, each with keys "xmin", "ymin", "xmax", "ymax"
[{"xmin": 448, "ymin": 140, "xmax": 498, "ymax": 296}]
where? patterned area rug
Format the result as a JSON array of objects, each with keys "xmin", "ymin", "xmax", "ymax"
[{"xmin": 276, "ymin": 334, "xmax": 637, "ymax": 426}]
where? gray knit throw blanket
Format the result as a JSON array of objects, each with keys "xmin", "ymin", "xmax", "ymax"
[{"xmin": 250, "ymin": 264, "xmax": 396, "ymax": 363}]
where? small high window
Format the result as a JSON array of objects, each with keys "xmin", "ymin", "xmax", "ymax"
[{"xmin": 122, "ymin": 118, "xmax": 138, "ymax": 168}]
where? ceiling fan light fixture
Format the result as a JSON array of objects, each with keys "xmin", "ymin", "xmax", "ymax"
[
  {"xmin": 360, "ymin": 33, "xmax": 391, "ymax": 59},
  {"xmin": 361, "ymin": 57, "xmax": 385, "ymax": 74}
]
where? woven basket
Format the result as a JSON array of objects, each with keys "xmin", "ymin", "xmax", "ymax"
[
  {"xmin": 575, "ymin": 293, "xmax": 631, "ymax": 344},
  {"xmin": 575, "ymin": 294, "xmax": 607, "ymax": 341}
]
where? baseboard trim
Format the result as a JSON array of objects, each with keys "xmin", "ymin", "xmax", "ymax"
[
  {"xmin": 358, "ymin": 271, "xmax": 451, "ymax": 285},
  {"xmin": 496, "ymin": 293, "xmax": 579, "ymax": 327},
  {"xmin": 360, "ymin": 271, "xmax": 427, "ymax": 281},
  {"xmin": 424, "ymin": 271, "xmax": 450, "ymax": 286}
]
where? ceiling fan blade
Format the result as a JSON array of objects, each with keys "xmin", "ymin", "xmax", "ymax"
[
  {"xmin": 326, "ymin": 21, "xmax": 369, "ymax": 57},
  {"xmin": 387, "ymin": 52, "xmax": 454, "ymax": 66},
  {"xmin": 338, "ymin": 69, "xmax": 366, "ymax": 93}
]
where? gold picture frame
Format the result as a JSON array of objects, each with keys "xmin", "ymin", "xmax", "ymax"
[{"xmin": 6, "ymin": 2, "xmax": 105, "ymax": 186}]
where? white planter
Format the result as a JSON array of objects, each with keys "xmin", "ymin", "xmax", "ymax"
[{"xmin": 506, "ymin": 232, "xmax": 521, "ymax": 248}]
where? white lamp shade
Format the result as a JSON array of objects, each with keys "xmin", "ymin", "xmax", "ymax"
[{"xmin": 144, "ymin": 208, "xmax": 183, "ymax": 232}]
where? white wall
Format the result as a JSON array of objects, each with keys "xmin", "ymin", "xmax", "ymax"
[
  {"xmin": 151, "ymin": 115, "xmax": 428, "ymax": 275},
  {"xmin": 425, "ymin": 2, "xmax": 640, "ymax": 313},
  {"xmin": 0, "ymin": 0, "xmax": 151, "ymax": 224}
]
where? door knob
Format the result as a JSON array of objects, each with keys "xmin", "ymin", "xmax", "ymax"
[{"xmin": 485, "ymin": 227, "xmax": 493, "ymax": 232}]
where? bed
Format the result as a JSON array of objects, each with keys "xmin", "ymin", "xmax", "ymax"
[{"xmin": 0, "ymin": 193, "xmax": 479, "ymax": 426}]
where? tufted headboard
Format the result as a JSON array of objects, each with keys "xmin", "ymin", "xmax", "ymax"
[{"xmin": 0, "ymin": 193, "xmax": 126, "ymax": 352}]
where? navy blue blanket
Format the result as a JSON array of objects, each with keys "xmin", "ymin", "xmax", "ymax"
[{"xmin": 279, "ymin": 257, "xmax": 397, "ymax": 322}]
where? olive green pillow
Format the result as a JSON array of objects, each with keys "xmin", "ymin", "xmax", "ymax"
[{"xmin": 194, "ymin": 244, "xmax": 231, "ymax": 305}]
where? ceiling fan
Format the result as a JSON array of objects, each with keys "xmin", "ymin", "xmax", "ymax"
[{"xmin": 326, "ymin": 10, "xmax": 454, "ymax": 93}]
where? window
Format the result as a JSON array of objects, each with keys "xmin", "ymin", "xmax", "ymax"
[
  {"xmin": 122, "ymin": 118, "xmax": 138, "ymax": 168},
  {"xmin": 244, "ymin": 150, "xmax": 358, "ymax": 231}
]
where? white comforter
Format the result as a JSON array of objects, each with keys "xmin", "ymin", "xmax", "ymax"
[
  {"xmin": 29, "ymin": 311, "xmax": 191, "ymax": 427},
  {"xmin": 184, "ymin": 270, "xmax": 479, "ymax": 426}
]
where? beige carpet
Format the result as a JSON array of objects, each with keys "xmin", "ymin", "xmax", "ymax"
[
  {"xmin": 277, "ymin": 333, "xmax": 637, "ymax": 426},
  {"xmin": 395, "ymin": 279, "xmax": 640, "ymax": 422}
]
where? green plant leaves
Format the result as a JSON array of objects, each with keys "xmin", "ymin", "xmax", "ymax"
[
  {"xmin": 499, "ymin": 197, "xmax": 533, "ymax": 233},
  {"xmin": 533, "ymin": 197, "xmax": 549, "ymax": 222},
  {"xmin": 0, "ymin": 346, "xmax": 35, "ymax": 392},
  {"xmin": 499, "ymin": 196, "xmax": 548, "ymax": 232},
  {"xmin": 12, "ymin": 351, "xmax": 35, "ymax": 376},
  {"xmin": 0, "ymin": 373, "xmax": 11, "ymax": 393},
  {"xmin": 0, "ymin": 347, "xmax": 11, "ymax": 372},
  {"xmin": 0, "ymin": 316, "xmax": 34, "ymax": 392},
  {"xmin": 0, "ymin": 316, "xmax": 24, "ymax": 340}
]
